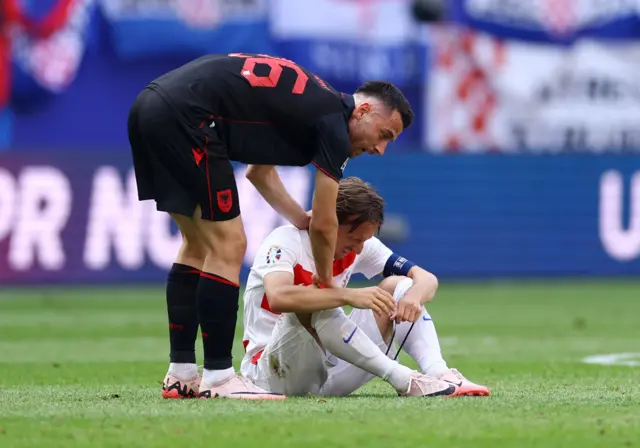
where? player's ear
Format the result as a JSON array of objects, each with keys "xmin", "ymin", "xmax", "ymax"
[{"xmin": 355, "ymin": 102, "xmax": 371, "ymax": 119}]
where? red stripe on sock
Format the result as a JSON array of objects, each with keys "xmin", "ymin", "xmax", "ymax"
[{"xmin": 200, "ymin": 272, "xmax": 240, "ymax": 288}]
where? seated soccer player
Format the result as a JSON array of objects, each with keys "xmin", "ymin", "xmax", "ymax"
[{"xmin": 240, "ymin": 177, "xmax": 489, "ymax": 397}]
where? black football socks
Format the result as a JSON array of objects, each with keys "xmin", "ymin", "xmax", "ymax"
[
  {"xmin": 196, "ymin": 272, "xmax": 240, "ymax": 370},
  {"xmin": 166, "ymin": 263, "xmax": 201, "ymax": 364}
]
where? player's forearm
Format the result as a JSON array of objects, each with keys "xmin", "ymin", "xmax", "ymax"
[
  {"xmin": 267, "ymin": 285, "xmax": 347, "ymax": 313},
  {"xmin": 407, "ymin": 267, "xmax": 439, "ymax": 304},
  {"xmin": 246, "ymin": 165, "xmax": 308, "ymax": 228},
  {"xmin": 308, "ymin": 219, "xmax": 338, "ymax": 282}
]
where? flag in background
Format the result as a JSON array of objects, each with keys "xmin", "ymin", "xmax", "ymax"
[
  {"xmin": 10, "ymin": 0, "xmax": 94, "ymax": 95},
  {"xmin": 448, "ymin": 0, "xmax": 640, "ymax": 44},
  {"xmin": 425, "ymin": 27, "xmax": 640, "ymax": 153},
  {"xmin": 0, "ymin": 0, "xmax": 95, "ymax": 149},
  {"xmin": 0, "ymin": 15, "xmax": 11, "ymax": 149},
  {"xmin": 270, "ymin": 0, "xmax": 427, "ymax": 86},
  {"xmin": 99, "ymin": 0, "xmax": 274, "ymax": 60}
]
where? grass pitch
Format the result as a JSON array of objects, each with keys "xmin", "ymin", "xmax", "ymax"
[{"xmin": 1, "ymin": 280, "xmax": 639, "ymax": 448}]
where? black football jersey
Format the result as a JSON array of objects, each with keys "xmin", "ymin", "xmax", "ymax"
[{"xmin": 148, "ymin": 53, "xmax": 354, "ymax": 181}]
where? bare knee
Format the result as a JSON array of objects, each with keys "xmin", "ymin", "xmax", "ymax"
[
  {"xmin": 295, "ymin": 312, "xmax": 324, "ymax": 351},
  {"xmin": 171, "ymin": 213, "xmax": 207, "ymax": 268},
  {"xmin": 195, "ymin": 215, "xmax": 247, "ymax": 280},
  {"xmin": 179, "ymin": 230, "xmax": 208, "ymax": 259},
  {"xmin": 374, "ymin": 312, "xmax": 394, "ymax": 344},
  {"xmin": 214, "ymin": 227, "xmax": 247, "ymax": 266},
  {"xmin": 195, "ymin": 216, "xmax": 245, "ymax": 258},
  {"xmin": 295, "ymin": 313, "xmax": 313, "ymax": 329},
  {"xmin": 178, "ymin": 241, "xmax": 207, "ymax": 271}
]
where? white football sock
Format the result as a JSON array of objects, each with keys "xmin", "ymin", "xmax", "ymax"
[
  {"xmin": 319, "ymin": 310, "xmax": 389, "ymax": 396},
  {"xmin": 168, "ymin": 362, "xmax": 198, "ymax": 379},
  {"xmin": 393, "ymin": 278, "xmax": 449, "ymax": 377},
  {"xmin": 201, "ymin": 367, "xmax": 235, "ymax": 386},
  {"xmin": 312, "ymin": 308, "xmax": 414, "ymax": 393}
]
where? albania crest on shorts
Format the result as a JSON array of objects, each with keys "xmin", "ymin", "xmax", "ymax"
[
  {"xmin": 266, "ymin": 246, "xmax": 282, "ymax": 265},
  {"xmin": 217, "ymin": 189, "xmax": 233, "ymax": 213}
]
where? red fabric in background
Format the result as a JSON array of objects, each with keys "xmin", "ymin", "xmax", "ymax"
[{"xmin": 0, "ymin": 0, "xmax": 74, "ymax": 107}]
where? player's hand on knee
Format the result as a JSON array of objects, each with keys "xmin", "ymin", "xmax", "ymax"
[
  {"xmin": 394, "ymin": 296, "xmax": 423, "ymax": 323},
  {"xmin": 345, "ymin": 287, "xmax": 395, "ymax": 318}
]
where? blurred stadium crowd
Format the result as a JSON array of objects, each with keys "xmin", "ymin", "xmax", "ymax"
[{"xmin": 0, "ymin": 0, "xmax": 639, "ymax": 284}]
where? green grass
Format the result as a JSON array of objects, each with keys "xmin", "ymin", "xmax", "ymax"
[{"xmin": 1, "ymin": 280, "xmax": 639, "ymax": 447}]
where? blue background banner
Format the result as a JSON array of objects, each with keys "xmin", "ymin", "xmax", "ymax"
[
  {"xmin": 3, "ymin": 0, "xmax": 427, "ymax": 152},
  {"xmin": 101, "ymin": 0, "xmax": 273, "ymax": 60},
  {"xmin": 273, "ymin": 40, "xmax": 426, "ymax": 88},
  {"xmin": 349, "ymin": 154, "xmax": 640, "ymax": 278},
  {"xmin": 1, "ymin": 151, "xmax": 638, "ymax": 284},
  {"xmin": 448, "ymin": 0, "xmax": 640, "ymax": 44}
]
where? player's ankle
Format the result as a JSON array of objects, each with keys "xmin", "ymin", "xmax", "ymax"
[
  {"xmin": 168, "ymin": 362, "xmax": 198, "ymax": 379},
  {"xmin": 424, "ymin": 362, "xmax": 449, "ymax": 378},
  {"xmin": 202, "ymin": 367, "xmax": 235, "ymax": 386},
  {"xmin": 384, "ymin": 363, "xmax": 415, "ymax": 393}
]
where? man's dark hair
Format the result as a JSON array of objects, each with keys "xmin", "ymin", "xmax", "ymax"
[
  {"xmin": 336, "ymin": 177, "xmax": 385, "ymax": 232},
  {"xmin": 355, "ymin": 81, "xmax": 414, "ymax": 130}
]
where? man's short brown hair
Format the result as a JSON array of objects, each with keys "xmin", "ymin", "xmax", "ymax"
[{"xmin": 336, "ymin": 177, "xmax": 385, "ymax": 231}]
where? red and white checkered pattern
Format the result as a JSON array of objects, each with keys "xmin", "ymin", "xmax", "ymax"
[
  {"xmin": 10, "ymin": 0, "xmax": 92, "ymax": 93},
  {"xmin": 427, "ymin": 27, "xmax": 505, "ymax": 153},
  {"xmin": 425, "ymin": 26, "xmax": 640, "ymax": 153}
]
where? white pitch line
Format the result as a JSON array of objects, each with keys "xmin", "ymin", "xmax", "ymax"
[{"xmin": 582, "ymin": 353, "xmax": 640, "ymax": 367}]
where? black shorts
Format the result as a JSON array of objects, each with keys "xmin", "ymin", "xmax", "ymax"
[{"xmin": 127, "ymin": 87, "xmax": 240, "ymax": 221}]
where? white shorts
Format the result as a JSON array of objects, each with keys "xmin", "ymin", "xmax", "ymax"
[{"xmin": 242, "ymin": 307, "xmax": 394, "ymax": 397}]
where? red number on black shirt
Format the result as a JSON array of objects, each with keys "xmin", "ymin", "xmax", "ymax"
[{"xmin": 230, "ymin": 53, "xmax": 309, "ymax": 94}]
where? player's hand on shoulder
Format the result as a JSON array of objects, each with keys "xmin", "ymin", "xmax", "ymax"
[
  {"xmin": 293, "ymin": 210, "xmax": 312, "ymax": 230},
  {"xmin": 345, "ymin": 286, "xmax": 396, "ymax": 318}
]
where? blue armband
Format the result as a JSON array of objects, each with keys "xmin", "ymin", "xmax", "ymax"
[{"xmin": 383, "ymin": 253, "xmax": 415, "ymax": 277}]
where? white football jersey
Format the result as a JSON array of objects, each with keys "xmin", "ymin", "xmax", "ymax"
[{"xmin": 240, "ymin": 225, "xmax": 393, "ymax": 375}]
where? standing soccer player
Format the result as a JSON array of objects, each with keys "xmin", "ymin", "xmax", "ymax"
[{"xmin": 127, "ymin": 53, "xmax": 413, "ymax": 400}]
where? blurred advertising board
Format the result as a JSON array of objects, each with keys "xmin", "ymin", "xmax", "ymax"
[
  {"xmin": 269, "ymin": 0, "xmax": 426, "ymax": 87},
  {"xmin": 0, "ymin": 152, "xmax": 638, "ymax": 284},
  {"xmin": 99, "ymin": 0, "xmax": 273, "ymax": 58},
  {"xmin": 448, "ymin": 0, "xmax": 640, "ymax": 43}
]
